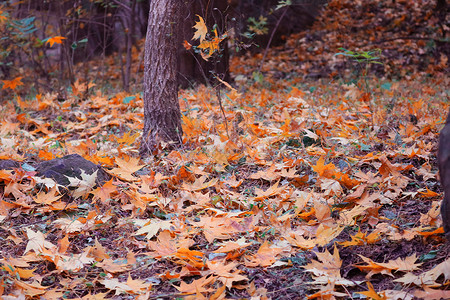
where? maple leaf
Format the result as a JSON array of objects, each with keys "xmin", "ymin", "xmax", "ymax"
[
  {"xmin": 249, "ymin": 164, "xmax": 280, "ymax": 181},
  {"xmin": 91, "ymin": 178, "xmax": 116, "ymax": 203},
  {"xmin": 14, "ymin": 279, "xmax": 47, "ymax": 297},
  {"xmin": 222, "ymin": 173, "xmax": 244, "ymax": 188},
  {"xmin": 394, "ymin": 257, "xmax": 450, "ymax": 286},
  {"xmin": 414, "ymin": 287, "xmax": 450, "ymax": 299},
  {"xmin": 206, "ymin": 260, "xmax": 248, "ymax": 289},
  {"xmin": 418, "ymin": 187, "xmax": 439, "ymax": 198},
  {"xmin": 312, "ymin": 156, "xmax": 336, "ymax": 178},
  {"xmin": 357, "ymin": 282, "xmax": 386, "ymax": 300},
  {"xmin": 244, "ymin": 241, "xmax": 282, "ymax": 267},
  {"xmin": 182, "ymin": 176, "xmax": 218, "ymax": 191},
  {"xmin": 88, "ymin": 238, "xmax": 111, "ymax": 262},
  {"xmin": 97, "ymin": 258, "xmax": 131, "ymax": 273},
  {"xmin": 252, "ymin": 180, "xmax": 284, "ymax": 201},
  {"xmin": 133, "ymin": 219, "xmax": 173, "ymax": 239},
  {"xmin": 108, "ymin": 156, "xmax": 144, "ymax": 181},
  {"xmin": 176, "ymin": 275, "xmax": 215, "ymax": 294},
  {"xmin": 66, "ymin": 169, "xmax": 98, "ymax": 199},
  {"xmin": 376, "ymin": 254, "xmax": 422, "ymax": 273},
  {"xmin": 56, "ymin": 251, "xmax": 95, "ymax": 272},
  {"xmin": 174, "ymin": 248, "xmax": 205, "ymax": 269},
  {"xmin": 192, "ymin": 15, "xmax": 207, "ymax": 42},
  {"xmin": 116, "ymin": 131, "xmax": 140, "ymax": 146},
  {"xmin": 213, "ymin": 238, "xmax": 252, "ymax": 253},
  {"xmin": 2, "ymin": 76, "xmax": 23, "ymax": 90},
  {"xmin": 319, "ymin": 178, "xmax": 343, "ymax": 196},
  {"xmin": 198, "ymin": 36, "xmax": 225, "ymax": 60},
  {"xmin": 3, "ymin": 263, "xmax": 36, "ymax": 279},
  {"xmin": 340, "ymin": 229, "xmax": 381, "ymax": 247},
  {"xmin": 33, "ymin": 186, "xmax": 62, "ymax": 204},
  {"xmin": 183, "ymin": 40, "xmax": 192, "ymax": 50},
  {"xmin": 45, "ymin": 36, "xmax": 66, "ymax": 47},
  {"xmin": 101, "ymin": 275, "xmax": 150, "ymax": 295},
  {"xmin": 195, "ymin": 216, "xmax": 238, "ymax": 243},
  {"xmin": 147, "ymin": 230, "xmax": 178, "ymax": 257},
  {"xmin": 304, "ymin": 245, "xmax": 358, "ymax": 286},
  {"xmin": 24, "ymin": 228, "xmax": 57, "ymax": 255}
]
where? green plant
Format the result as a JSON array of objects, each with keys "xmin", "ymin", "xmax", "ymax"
[
  {"xmin": 245, "ymin": 16, "xmax": 268, "ymax": 37},
  {"xmin": 334, "ymin": 48, "xmax": 384, "ymax": 126},
  {"xmin": 334, "ymin": 48, "xmax": 383, "ymax": 95}
]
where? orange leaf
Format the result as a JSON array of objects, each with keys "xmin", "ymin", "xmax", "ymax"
[
  {"xmin": 33, "ymin": 186, "xmax": 62, "ymax": 204},
  {"xmin": 418, "ymin": 187, "xmax": 439, "ymax": 198},
  {"xmin": 357, "ymin": 282, "xmax": 386, "ymax": 300},
  {"xmin": 45, "ymin": 36, "xmax": 66, "ymax": 47},
  {"xmin": 312, "ymin": 156, "xmax": 336, "ymax": 178},
  {"xmin": 252, "ymin": 181, "xmax": 284, "ymax": 201},
  {"xmin": 2, "ymin": 76, "xmax": 23, "ymax": 90},
  {"xmin": 108, "ymin": 156, "xmax": 144, "ymax": 181},
  {"xmin": 183, "ymin": 40, "xmax": 192, "ymax": 50},
  {"xmin": 116, "ymin": 131, "xmax": 140, "ymax": 146},
  {"xmin": 38, "ymin": 150, "xmax": 55, "ymax": 160},
  {"xmin": 245, "ymin": 241, "xmax": 282, "ymax": 267},
  {"xmin": 14, "ymin": 280, "xmax": 47, "ymax": 297},
  {"xmin": 182, "ymin": 176, "xmax": 218, "ymax": 191},
  {"xmin": 91, "ymin": 179, "xmax": 116, "ymax": 203}
]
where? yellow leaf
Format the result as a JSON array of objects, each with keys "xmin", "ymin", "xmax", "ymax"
[
  {"xmin": 117, "ymin": 131, "xmax": 140, "ymax": 146},
  {"xmin": 192, "ymin": 15, "xmax": 207, "ymax": 42}
]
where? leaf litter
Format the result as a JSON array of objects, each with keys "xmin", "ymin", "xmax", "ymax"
[{"xmin": 0, "ymin": 0, "xmax": 449, "ymax": 299}]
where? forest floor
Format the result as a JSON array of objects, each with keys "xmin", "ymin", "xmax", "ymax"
[{"xmin": 0, "ymin": 0, "xmax": 449, "ymax": 299}]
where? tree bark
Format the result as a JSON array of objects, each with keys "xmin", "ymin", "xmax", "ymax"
[
  {"xmin": 140, "ymin": 0, "xmax": 183, "ymax": 155},
  {"xmin": 439, "ymin": 110, "xmax": 450, "ymax": 238}
]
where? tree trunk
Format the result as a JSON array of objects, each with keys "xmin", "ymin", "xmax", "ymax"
[
  {"xmin": 140, "ymin": 0, "xmax": 183, "ymax": 155},
  {"xmin": 439, "ymin": 110, "xmax": 450, "ymax": 238}
]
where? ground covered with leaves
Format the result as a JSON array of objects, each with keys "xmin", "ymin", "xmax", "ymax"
[{"xmin": 1, "ymin": 0, "xmax": 449, "ymax": 299}]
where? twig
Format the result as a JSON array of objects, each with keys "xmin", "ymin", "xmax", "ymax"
[
  {"xmin": 110, "ymin": 0, "xmax": 132, "ymax": 12},
  {"xmin": 216, "ymin": 88, "xmax": 230, "ymax": 139}
]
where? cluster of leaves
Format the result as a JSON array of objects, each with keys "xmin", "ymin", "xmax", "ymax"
[
  {"xmin": 0, "ymin": 0, "xmax": 449, "ymax": 299},
  {"xmin": 233, "ymin": 0, "xmax": 448, "ymax": 83},
  {"xmin": 0, "ymin": 6, "xmax": 37, "ymax": 79},
  {"xmin": 185, "ymin": 15, "xmax": 228, "ymax": 61},
  {"xmin": 0, "ymin": 72, "xmax": 449, "ymax": 299},
  {"xmin": 0, "ymin": 3, "xmax": 68, "ymax": 94}
]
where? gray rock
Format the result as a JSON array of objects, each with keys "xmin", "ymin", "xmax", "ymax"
[
  {"xmin": 0, "ymin": 159, "xmax": 20, "ymax": 170},
  {"xmin": 35, "ymin": 154, "xmax": 110, "ymax": 187}
]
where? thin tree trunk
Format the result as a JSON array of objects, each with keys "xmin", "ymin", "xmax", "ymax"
[
  {"xmin": 140, "ymin": 0, "xmax": 183, "ymax": 155},
  {"xmin": 124, "ymin": 0, "xmax": 136, "ymax": 92}
]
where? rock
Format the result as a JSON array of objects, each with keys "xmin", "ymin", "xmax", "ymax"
[
  {"xmin": 0, "ymin": 159, "xmax": 20, "ymax": 170},
  {"xmin": 438, "ymin": 110, "xmax": 450, "ymax": 238},
  {"xmin": 35, "ymin": 154, "xmax": 110, "ymax": 187}
]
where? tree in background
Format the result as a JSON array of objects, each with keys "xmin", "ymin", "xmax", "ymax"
[{"xmin": 139, "ymin": 0, "xmax": 183, "ymax": 155}]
